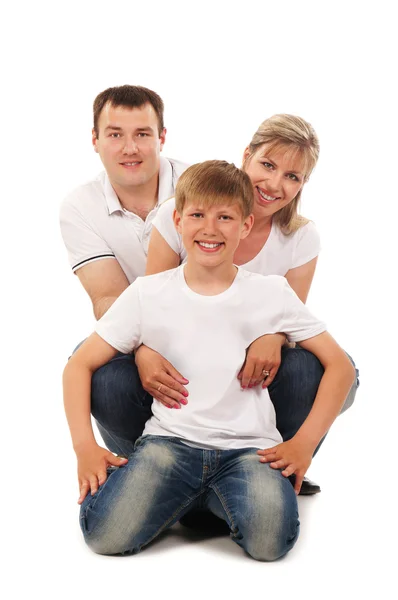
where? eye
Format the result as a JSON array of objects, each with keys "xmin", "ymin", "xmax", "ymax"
[
  {"xmin": 286, "ymin": 173, "xmax": 299, "ymax": 182},
  {"xmin": 137, "ymin": 132, "xmax": 149, "ymax": 137},
  {"xmin": 191, "ymin": 212, "xmax": 204, "ymax": 218},
  {"xmin": 218, "ymin": 215, "xmax": 232, "ymax": 221},
  {"xmin": 110, "ymin": 132, "xmax": 121, "ymax": 138},
  {"xmin": 262, "ymin": 162, "xmax": 274, "ymax": 170}
]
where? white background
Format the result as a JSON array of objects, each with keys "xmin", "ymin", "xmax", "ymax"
[{"xmin": 3, "ymin": 1, "xmax": 397, "ymax": 598}]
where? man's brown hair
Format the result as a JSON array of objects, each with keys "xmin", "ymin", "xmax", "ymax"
[
  {"xmin": 93, "ymin": 85, "xmax": 164, "ymax": 137},
  {"xmin": 175, "ymin": 160, "xmax": 254, "ymax": 218}
]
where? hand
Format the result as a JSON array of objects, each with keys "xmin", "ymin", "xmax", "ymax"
[
  {"xmin": 238, "ymin": 333, "xmax": 285, "ymax": 389},
  {"xmin": 257, "ymin": 437, "xmax": 314, "ymax": 494},
  {"xmin": 135, "ymin": 345, "xmax": 189, "ymax": 409},
  {"xmin": 76, "ymin": 442, "xmax": 128, "ymax": 504}
]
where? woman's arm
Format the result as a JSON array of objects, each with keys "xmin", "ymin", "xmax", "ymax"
[
  {"xmin": 146, "ymin": 227, "xmax": 180, "ymax": 275},
  {"xmin": 285, "ymin": 256, "xmax": 318, "ymax": 303}
]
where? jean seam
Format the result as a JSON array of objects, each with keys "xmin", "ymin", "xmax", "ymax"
[
  {"xmin": 208, "ymin": 483, "xmax": 236, "ymax": 533},
  {"xmin": 136, "ymin": 491, "xmax": 205, "ymax": 552}
]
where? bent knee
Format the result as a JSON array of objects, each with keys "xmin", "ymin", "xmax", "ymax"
[{"xmin": 243, "ymin": 519, "xmax": 300, "ymax": 561}]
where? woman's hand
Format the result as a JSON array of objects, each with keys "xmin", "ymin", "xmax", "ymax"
[
  {"xmin": 257, "ymin": 436, "xmax": 314, "ymax": 494},
  {"xmin": 76, "ymin": 441, "xmax": 128, "ymax": 504},
  {"xmin": 135, "ymin": 345, "xmax": 189, "ymax": 409},
  {"xmin": 238, "ymin": 333, "xmax": 285, "ymax": 389}
]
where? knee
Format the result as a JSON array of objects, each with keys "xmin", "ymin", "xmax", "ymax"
[{"xmin": 240, "ymin": 505, "xmax": 299, "ymax": 561}]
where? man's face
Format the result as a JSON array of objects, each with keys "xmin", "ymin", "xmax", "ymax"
[{"xmin": 92, "ymin": 102, "xmax": 166, "ymax": 190}]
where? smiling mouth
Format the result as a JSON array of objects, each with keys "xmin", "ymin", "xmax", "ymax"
[
  {"xmin": 195, "ymin": 241, "xmax": 224, "ymax": 251},
  {"xmin": 256, "ymin": 187, "xmax": 280, "ymax": 202},
  {"xmin": 120, "ymin": 161, "xmax": 142, "ymax": 167}
]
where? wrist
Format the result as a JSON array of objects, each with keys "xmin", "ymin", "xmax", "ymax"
[{"xmin": 73, "ymin": 438, "xmax": 99, "ymax": 456}]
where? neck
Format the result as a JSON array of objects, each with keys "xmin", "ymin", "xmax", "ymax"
[
  {"xmin": 111, "ymin": 176, "xmax": 159, "ymax": 220},
  {"xmin": 184, "ymin": 260, "xmax": 238, "ymax": 296},
  {"xmin": 250, "ymin": 210, "xmax": 273, "ymax": 233}
]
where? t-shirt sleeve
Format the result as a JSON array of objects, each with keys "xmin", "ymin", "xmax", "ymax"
[
  {"xmin": 95, "ymin": 281, "xmax": 142, "ymax": 353},
  {"xmin": 291, "ymin": 221, "xmax": 321, "ymax": 269},
  {"xmin": 152, "ymin": 198, "xmax": 184, "ymax": 257},
  {"xmin": 60, "ymin": 196, "xmax": 116, "ymax": 272},
  {"xmin": 280, "ymin": 279, "xmax": 327, "ymax": 342}
]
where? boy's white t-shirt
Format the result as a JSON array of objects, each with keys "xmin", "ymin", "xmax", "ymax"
[
  {"xmin": 152, "ymin": 197, "xmax": 320, "ymax": 275},
  {"xmin": 95, "ymin": 266, "xmax": 326, "ymax": 451}
]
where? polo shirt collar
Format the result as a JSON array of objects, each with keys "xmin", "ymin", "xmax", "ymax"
[{"xmin": 103, "ymin": 156, "xmax": 175, "ymax": 215}]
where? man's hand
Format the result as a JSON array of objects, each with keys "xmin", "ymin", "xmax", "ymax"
[
  {"xmin": 257, "ymin": 437, "xmax": 314, "ymax": 494},
  {"xmin": 238, "ymin": 333, "xmax": 285, "ymax": 389},
  {"xmin": 76, "ymin": 442, "xmax": 128, "ymax": 504},
  {"xmin": 135, "ymin": 345, "xmax": 189, "ymax": 409}
]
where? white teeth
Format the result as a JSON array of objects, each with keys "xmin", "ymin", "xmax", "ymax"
[
  {"xmin": 198, "ymin": 242, "xmax": 221, "ymax": 249},
  {"xmin": 258, "ymin": 188, "xmax": 278, "ymax": 201},
  {"xmin": 123, "ymin": 162, "xmax": 139, "ymax": 166}
]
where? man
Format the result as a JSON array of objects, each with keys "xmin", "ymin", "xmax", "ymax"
[{"xmin": 60, "ymin": 85, "xmax": 330, "ymax": 496}]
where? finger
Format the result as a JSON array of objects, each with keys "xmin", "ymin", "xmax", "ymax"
[
  {"xmin": 108, "ymin": 454, "xmax": 128, "ymax": 467},
  {"xmin": 90, "ymin": 475, "xmax": 99, "ymax": 497},
  {"xmin": 270, "ymin": 459, "xmax": 288, "ymax": 469},
  {"xmin": 97, "ymin": 469, "xmax": 108, "ymax": 486},
  {"xmin": 240, "ymin": 360, "xmax": 255, "ymax": 388},
  {"xmin": 78, "ymin": 481, "xmax": 90, "ymax": 504},
  {"xmin": 152, "ymin": 374, "xmax": 189, "ymax": 403},
  {"xmin": 153, "ymin": 393, "xmax": 181, "ymax": 409},
  {"xmin": 259, "ymin": 453, "xmax": 276, "ymax": 463},
  {"xmin": 164, "ymin": 361, "xmax": 189, "ymax": 384},
  {"xmin": 248, "ymin": 361, "xmax": 269, "ymax": 387},
  {"xmin": 262, "ymin": 365, "xmax": 279, "ymax": 389},
  {"xmin": 257, "ymin": 446, "xmax": 280, "ymax": 456}
]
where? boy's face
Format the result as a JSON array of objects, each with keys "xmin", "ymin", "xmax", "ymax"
[{"xmin": 173, "ymin": 201, "xmax": 253, "ymax": 268}]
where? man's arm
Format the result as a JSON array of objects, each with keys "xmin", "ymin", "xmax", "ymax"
[{"xmin": 76, "ymin": 258, "xmax": 130, "ymax": 320}]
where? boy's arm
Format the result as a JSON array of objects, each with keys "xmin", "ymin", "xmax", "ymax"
[
  {"xmin": 63, "ymin": 333, "xmax": 128, "ymax": 503},
  {"xmin": 258, "ymin": 332, "xmax": 356, "ymax": 493}
]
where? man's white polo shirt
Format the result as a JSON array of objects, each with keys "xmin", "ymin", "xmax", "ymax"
[{"xmin": 60, "ymin": 156, "xmax": 188, "ymax": 283}]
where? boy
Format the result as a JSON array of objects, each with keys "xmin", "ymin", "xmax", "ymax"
[{"xmin": 63, "ymin": 160, "xmax": 355, "ymax": 560}]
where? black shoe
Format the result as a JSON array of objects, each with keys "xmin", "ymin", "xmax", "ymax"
[{"xmin": 289, "ymin": 475, "xmax": 321, "ymax": 495}]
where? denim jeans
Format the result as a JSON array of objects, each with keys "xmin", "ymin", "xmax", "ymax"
[
  {"xmin": 89, "ymin": 345, "xmax": 359, "ymax": 458},
  {"xmin": 80, "ymin": 435, "xmax": 299, "ymax": 560}
]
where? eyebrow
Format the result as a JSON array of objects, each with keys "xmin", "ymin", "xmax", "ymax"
[
  {"xmin": 262, "ymin": 156, "xmax": 303, "ymax": 176},
  {"xmin": 104, "ymin": 125, "xmax": 154, "ymax": 133}
]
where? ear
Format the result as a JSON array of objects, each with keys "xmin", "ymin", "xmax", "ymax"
[
  {"xmin": 173, "ymin": 208, "xmax": 182, "ymax": 233},
  {"xmin": 92, "ymin": 128, "xmax": 99, "ymax": 153},
  {"xmin": 240, "ymin": 214, "xmax": 254, "ymax": 240},
  {"xmin": 242, "ymin": 146, "xmax": 251, "ymax": 164},
  {"xmin": 159, "ymin": 128, "xmax": 167, "ymax": 151}
]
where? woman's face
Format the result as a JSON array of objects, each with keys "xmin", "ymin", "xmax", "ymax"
[{"xmin": 243, "ymin": 144, "xmax": 306, "ymax": 218}]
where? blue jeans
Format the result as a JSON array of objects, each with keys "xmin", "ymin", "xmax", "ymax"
[
  {"xmin": 80, "ymin": 435, "xmax": 299, "ymax": 560},
  {"xmin": 89, "ymin": 345, "xmax": 359, "ymax": 458}
]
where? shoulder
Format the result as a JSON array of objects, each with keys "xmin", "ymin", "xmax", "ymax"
[
  {"xmin": 136, "ymin": 266, "xmax": 180, "ymax": 294},
  {"xmin": 166, "ymin": 157, "xmax": 190, "ymax": 178},
  {"xmin": 60, "ymin": 172, "xmax": 106, "ymax": 218},
  {"xmin": 239, "ymin": 269, "xmax": 288, "ymax": 290}
]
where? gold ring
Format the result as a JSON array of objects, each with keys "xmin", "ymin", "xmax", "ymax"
[
  {"xmin": 262, "ymin": 370, "xmax": 270, "ymax": 377},
  {"xmin": 157, "ymin": 384, "xmax": 162, "ymax": 392}
]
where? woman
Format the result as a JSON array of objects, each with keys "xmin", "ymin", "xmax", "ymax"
[{"xmin": 135, "ymin": 114, "xmax": 359, "ymax": 496}]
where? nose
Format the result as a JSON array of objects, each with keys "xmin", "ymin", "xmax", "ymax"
[
  {"xmin": 265, "ymin": 170, "xmax": 283, "ymax": 193},
  {"xmin": 123, "ymin": 136, "xmax": 139, "ymax": 154},
  {"xmin": 202, "ymin": 215, "xmax": 218, "ymax": 236}
]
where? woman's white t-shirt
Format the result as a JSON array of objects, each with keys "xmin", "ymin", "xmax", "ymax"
[{"xmin": 152, "ymin": 197, "xmax": 320, "ymax": 275}]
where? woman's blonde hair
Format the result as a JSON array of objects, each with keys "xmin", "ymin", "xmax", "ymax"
[{"xmin": 244, "ymin": 114, "xmax": 320, "ymax": 234}]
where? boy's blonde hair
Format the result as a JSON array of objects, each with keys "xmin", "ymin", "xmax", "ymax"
[
  {"xmin": 244, "ymin": 114, "xmax": 320, "ymax": 234},
  {"xmin": 175, "ymin": 160, "xmax": 254, "ymax": 218}
]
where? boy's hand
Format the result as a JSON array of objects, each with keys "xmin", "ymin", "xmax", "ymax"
[
  {"xmin": 257, "ymin": 437, "xmax": 314, "ymax": 494},
  {"xmin": 76, "ymin": 442, "xmax": 128, "ymax": 504},
  {"xmin": 238, "ymin": 333, "xmax": 285, "ymax": 389}
]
